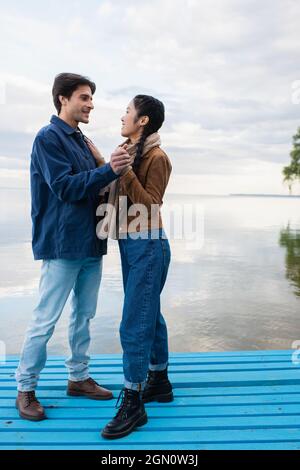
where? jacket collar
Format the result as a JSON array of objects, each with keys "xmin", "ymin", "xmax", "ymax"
[{"xmin": 50, "ymin": 115, "xmax": 78, "ymax": 135}]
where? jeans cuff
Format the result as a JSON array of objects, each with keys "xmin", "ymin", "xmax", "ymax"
[
  {"xmin": 124, "ymin": 379, "xmax": 146, "ymax": 391},
  {"xmin": 149, "ymin": 361, "xmax": 168, "ymax": 371},
  {"xmin": 17, "ymin": 386, "xmax": 36, "ymax": 392},
  {"xmin": 68, "ymin": 374, "xmax": 90, "ymax": 382}
]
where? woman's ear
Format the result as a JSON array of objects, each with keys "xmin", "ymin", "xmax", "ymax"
[{"xmin": 140, "ymin": 116, "xmax": 149, "ymax": 127}]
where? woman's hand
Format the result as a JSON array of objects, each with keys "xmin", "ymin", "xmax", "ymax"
[
  {"xmin": 109, "ymin": 145, "xmax": 134, "ymax": 175},
  {"xmin": 117, "ymin": 145, "xmax": 134, "ymax": 176},
  {"xmin": 85, "ymin": 138, "xmax": 106, "ymax": 167}
]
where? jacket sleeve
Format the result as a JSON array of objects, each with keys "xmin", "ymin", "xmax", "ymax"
[
  {"xmin": 32, "ymin": 131, "xmax": 119, "ymax": 203},
  {"xmin": 119, "ymin": 153, "xmax": 172, "ymax": 210}
]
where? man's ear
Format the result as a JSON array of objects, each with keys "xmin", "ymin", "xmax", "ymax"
[{"xmin": 59, "ymin": 95, "xmax": 67, "ymax": 107}]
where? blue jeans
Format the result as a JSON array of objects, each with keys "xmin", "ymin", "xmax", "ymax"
[
  {"xmin": 15, "ymin": 257, "xmax": 103, "ymax": 391},
  {"xmin": 118, "ymin": 229, "xmax": 171, "ymax": 391}
]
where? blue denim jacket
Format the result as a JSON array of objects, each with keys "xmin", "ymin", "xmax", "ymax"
[{"xmin": 30, "ymin": 115, "xmax": 118, "ymax": 260}]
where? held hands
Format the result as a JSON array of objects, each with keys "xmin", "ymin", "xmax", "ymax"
[
  {"xmin": 86, "ymin": 139, "xmax": 133, "ymax": 175},
  {"xmin": 110, "ymin": 144, "xmax": 134, "ymax": 176}
]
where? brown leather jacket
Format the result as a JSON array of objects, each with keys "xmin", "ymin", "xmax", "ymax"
[{"xmin": 117, "ymin": 146, "xmax": 172, "ymax": 234}]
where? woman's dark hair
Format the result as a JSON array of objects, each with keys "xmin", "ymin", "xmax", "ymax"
[
  {"xmin": 52, "ymin": 73, "xmax": 96, "ymax": 114},
  {"xmin": 132, "ymin": 94, "xmax": 165, "ymax": 170}
]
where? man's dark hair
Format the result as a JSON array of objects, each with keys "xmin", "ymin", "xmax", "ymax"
[{"xmin": 52, "ymin": 73, "xmax": 96, "ymax": 114}]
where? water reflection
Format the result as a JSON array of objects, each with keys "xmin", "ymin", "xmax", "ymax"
[
  {"xmin": 1, "ymin": 191, "xmax": 300, "ymax": 353},
  {"xmin": 279, "ymin": 224, "xmax": 300, "ymax": 298}
]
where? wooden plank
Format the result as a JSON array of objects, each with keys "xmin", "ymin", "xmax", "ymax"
[
  {"xmin": 3, "ymin": 415, "xmax": 300, "ymax": 431},
  {"xmin": 2, "ymin": 393, "xmax": 300, "ymax": 408},
  {"xmin": 1, "ymin": 403, "xmax": 300, "ymax": 419},
  {"xmin": 1, "ymin": 428, "xmax": 300, "ymax": 444},
  {"xmin": 1, "ymin": 441, "xmax": 300, "ymax": 451},
  {"xmin": 1, "ymin": 442, "xmax": 299, "ymax": 450},
  {"xmin": 2, "ymin": 370, "xmax": 300, "ymax": 390},
  {"xmin": 2, "ymin": 383, "xmax": 300, "ymax": 398},
  {"xmin": 1, "ymin": 356, "xmax": 296, "ymax": 367},
  {"xmin": 2, "ymin": 361, "xmax": 299, "ymax": 375}
]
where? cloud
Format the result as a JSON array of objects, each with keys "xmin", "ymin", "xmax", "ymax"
[{"xmin": 0, "ymin": 0, "xmax": 299, "ymax": 194}]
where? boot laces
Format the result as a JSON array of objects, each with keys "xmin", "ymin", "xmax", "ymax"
[
  {"xmin": 24, "ymin": 391, "xmax": 39, "ymax": 407},
  {"xmin": 147, "ymin": 369, "xmax": 159, "ymax": 384},
  {"xmin": 115, "ymin": 388, "xmax": 138, "ymax": 419},
  {"xmin": 86, "ymin": 377, "xmax": 100, "ymax": 386},
  {"xmin": 115, "ymin": 388, "xmax": 128, "ymax": 419}
]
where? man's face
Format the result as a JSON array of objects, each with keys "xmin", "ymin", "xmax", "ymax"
[{"xmin": 60, "ymin": 85, "xmax": 94, "ymax": 124}]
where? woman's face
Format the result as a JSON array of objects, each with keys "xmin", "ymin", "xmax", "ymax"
[{"xmin": 121, "ymin": 100, "xmax": 148, "ymax": 140}]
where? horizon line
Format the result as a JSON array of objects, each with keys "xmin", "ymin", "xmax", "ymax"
[{"xmin": 1, "ymin": 187, "xmax": 300, "ymax": 197}]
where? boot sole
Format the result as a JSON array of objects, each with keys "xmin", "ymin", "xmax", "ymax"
[
  {"xmin": 67, "ymin": 390, "xmax": 113, "ymax": 400},
  {"xmin": 101, "ymin": 413, "xmax": 148, "ymax": 439},
  {"xmin": 143, "ymin": 391, "xmax": 174, "ymax": 403},
  {"xmin": 15, "ymin": 402, "xmax": 47, "ymax": 422}
]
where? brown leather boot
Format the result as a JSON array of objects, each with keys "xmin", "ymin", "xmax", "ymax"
[
  {"xmin": 16, "ymin": 391, "xmax": 46, "ymax": 421},
  {"xmin": 67, "ymin": 377, "xmax": 113, "ymax": 400}
]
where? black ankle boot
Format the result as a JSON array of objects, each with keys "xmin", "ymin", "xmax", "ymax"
[
  {"xmin": 101, "ymin": 387, "xmax": 148, "ymax": 439},
  {"xmin": 142, "ymin": 367, "xmax": 174, "ymax": 403}
]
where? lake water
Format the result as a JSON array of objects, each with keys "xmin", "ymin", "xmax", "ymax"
[{"xmin": 0, "ymin": 188, "xmax": 300, "ymax": 355}]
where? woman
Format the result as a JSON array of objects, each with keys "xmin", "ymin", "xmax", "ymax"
[{"xmin": 88, "ymin": 95, "xmax": 173, "ymax": 440}]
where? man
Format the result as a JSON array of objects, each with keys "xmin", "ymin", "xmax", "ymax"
[{"xmin": 15, "ymin": 73, "xmax": 131, "ymax": 421}]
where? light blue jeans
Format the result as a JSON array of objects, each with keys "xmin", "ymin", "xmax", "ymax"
[{"xmin": 15, "ymin": 257, "xmax": 103, "ymax": 392}]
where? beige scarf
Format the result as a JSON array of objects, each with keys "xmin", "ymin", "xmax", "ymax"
[{"xmin": 97, "ymin": 132, "xmax": 161, "ymax": 239}]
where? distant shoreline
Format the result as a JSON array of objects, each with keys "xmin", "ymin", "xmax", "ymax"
[
  {"xmin": 168, "ymin": 193, "xmax": 300, "ymax": 198},
  {"xmin": 229, "ymin": 194, "xmax": 300, "ymax": 198},
  {"xmin": 1, "ymin": 187, "xmax": 300, "ymax": 198}
]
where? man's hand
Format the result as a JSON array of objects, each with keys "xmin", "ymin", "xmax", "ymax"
[
  {"xmin": 85, "ymin": 138, "xmax": 106, "ymax": 167},
  {"xmin": 110, "ymin": 145, "xmax": 133, "ymax": 175}
]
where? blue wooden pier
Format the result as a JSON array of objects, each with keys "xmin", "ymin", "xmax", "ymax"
[{"xmin": 1, "ymin": 350, "xmax": 300, "ymax": 450}]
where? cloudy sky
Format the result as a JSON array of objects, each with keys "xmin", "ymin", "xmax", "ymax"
[{"xmin": 0, "ymin": 0, "xmax": 300, "ymax": 195}]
